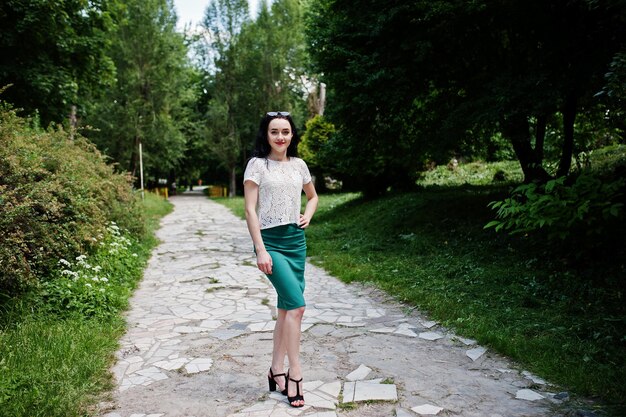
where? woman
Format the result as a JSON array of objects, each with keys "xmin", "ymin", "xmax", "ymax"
[{"xmin": 243, "ymin": 111, "xmax": 318, "ymax": 408}]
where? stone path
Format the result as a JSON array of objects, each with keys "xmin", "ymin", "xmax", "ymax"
[{"xmin": 100, "ymin": 193, "xmax": 563, "ymax": 417}]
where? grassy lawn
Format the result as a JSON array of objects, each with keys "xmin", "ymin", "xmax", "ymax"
[
  {"xmin": 214, "ymin": 159, "xmax": 625, "ymax": 415},
  {"xmin": 0, "ymin": 192, "xmax": 172, "ymax": 417}
]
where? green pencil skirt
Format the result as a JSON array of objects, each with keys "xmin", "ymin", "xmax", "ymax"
[{"xmin": 260, "ymin": 223, "xmax": 306, "ymax": 310}]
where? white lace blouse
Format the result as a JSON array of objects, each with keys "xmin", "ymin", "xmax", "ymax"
[{"xmin": 243, "ymin": 157, "xmax": 312, "ymax": 230}]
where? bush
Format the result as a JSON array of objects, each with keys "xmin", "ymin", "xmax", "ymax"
[
  {"xmin": 486, "ymin": 172, "xmax": 625, "ymax": 242},
  {"xmin": 0, "ymin": 104, "xmax": 143, "ymax": 293},
  {"xmin": 36, "ymin": 222, "xmax": 141, "ymax": 319},
  {"xmin": 299, "ymin": 115, "xmax": 336, "ymax": 171}
]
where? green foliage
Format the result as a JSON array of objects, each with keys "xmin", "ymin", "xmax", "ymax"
[
  {"xmin": 195, "ymin": 0, "xmax": 311, "ymax": 194},
  {"xmin": 0, "ymin": 104, "xmax": 142, "ymax": 293},
  {"xmin": 305, "ymin": 0, "xmax": 625, "ymax": 188},
  {"xmin": 299, "ymin": 115, "xmax": 335, "ymax": 169},
  {"xmin": 37, "ymin": 223, "xmax": 140, "ymax": 319},
  {"xmin": 0, "ymin": 192, "xmax": 171, "ymax": 417},
  {"xmin": 486, "ymin": 173, "xmax": 625, "ymax": 242},
  {"xmin": 302, "ymin": 191, "xmax": 624, "ymax": 411},
  {"xmin": 84, "ymin": 0, "xmax": 194, "ymax": 180},
  {"xmin": 0, "ymin": 0, "xmax": 116, "ymax": 125},
  {"xmin": 0, "ymin": 316, "xmax": 123, "ymax": 417},
  {"xmin": 417, "ymin": 160, "xmax": 523, "ymax": 187}
]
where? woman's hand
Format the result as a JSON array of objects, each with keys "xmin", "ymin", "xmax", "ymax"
[
  {"xmin": 257, "ymin": 249, "xmax": 273, "ymax": 275},
  {"xmin": 298, "ymin": 214, "xmax": 312, "ymax": 229}
]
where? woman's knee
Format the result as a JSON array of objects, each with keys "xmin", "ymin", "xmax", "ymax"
[{"xmin": 286, "ymin": 306, "xmax": 305, "ymax": 320}]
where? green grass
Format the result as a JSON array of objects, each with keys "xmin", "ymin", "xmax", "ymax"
[
  {"xmin": 0, "ymin": 318, "xmax": 123, "ymax": 416},
  {"xmin": 214, "ymin": 160, "xmax": 625, "ymax": 415},
  {"xmin": 0, "ymin": 192, "xmax": 173, "ymax": 417},
  {"xmin": 304, "ymin": 191, "xmax": 624, "ymax": 409},
  {"xmin": 417, "ymin": 159, "xmax": 523, "ymax": 186}
]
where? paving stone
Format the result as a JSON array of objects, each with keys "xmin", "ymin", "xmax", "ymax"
[
  {"xmin": 456, "ymin": 336, "xmax": 477, "ymax": 345},
  {"xmin": 135, "ymin": 366, "xmax": 168, "ymax": 381},
  {"xmin": 304, "ymin": 380, "xmax": 324, "ymax": 391},
  {"xmin": 318, "ymin": 381, "xmax": 342, "ymax": 398},
  {"xmin": 342, "ymin": 381, "xmax": 356, "ymax": 402},
  {"xmin": 418, "ymin": 331, "xmax": 444, "ymax": 341},
  {"xmin": 515, "ymin": 389, "xmax": 545, "ymax": 401},
  {"xmin": 345, "ymin": 364, "xmax": 372, "ymax": 381},
  {"xmin": 522, "ymin": 370, "xmax": 547, "ymax": 385},
  {"xmin": 421, "ymin": 320, "xmax": 438, "ymax": 328},
  {"xmin": 411, "ymin": 404, "xmax": 445, "ymax": 415},
  {"xmin": 395, "ymin": 408, "xmax": 414, "ymax": 417},
  {"xmin": 184, "ymin": 357, "xmax": 213, "ymax": 374},
  {"xmin": 369, "ymin": 327, "xmax": 395, "ymax": 333},
  {"xmin": 153, "ymin": 357, "xmax": 189, "ymax": 370},
  {"xmin": 209, "ymin": 329, "xmax": 245, "ymax": 340},
  {"xmin": 466, "ymin": 346, "xmax": 487, "ymax": 361},
  {"xmin": 352, "ymin": 381, "xmax": 397, "ymax": 402},
  {"xmin": 305, "ymin": 391, "xmax": 336, "ymax": 409}
]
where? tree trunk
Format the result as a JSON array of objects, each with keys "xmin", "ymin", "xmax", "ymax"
[
  {"xmin": 557, "ymin": 95, "xmax": 577, "ymax": 178},
  {"xmin": 535, "ymin": 114, "xmax": 547, "ymax": 163},
  {"xmin": 129, "ymin": 135, "xmax": 139, "ymax": 180},
  {"xmin": 229, "ymin": 165, "xmax": 236, "ymax": 197},
  {"xmin": 501, "ymin": 114, "xmax": 551, "ymax": 183}
]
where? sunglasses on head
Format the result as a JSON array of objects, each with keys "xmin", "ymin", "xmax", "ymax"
[{"xmin": 266, "ymin": 111, "xmax": 290, "ymax": 117}]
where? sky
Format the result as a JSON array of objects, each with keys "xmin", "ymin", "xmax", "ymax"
[{"xmin": 172, "ymin": 0, "xmax": 265, "ymax": 30}]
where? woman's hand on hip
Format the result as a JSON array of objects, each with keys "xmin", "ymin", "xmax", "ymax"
[
  {"xmin": 298, "ymin": 214, "xmax": 312, "ymax": 229},
  {"xmin": 257, "ymin": 250, "xmax": 273, "ymax": 275}
]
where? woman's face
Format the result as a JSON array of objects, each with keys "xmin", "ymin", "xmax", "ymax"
[{"xmin": 267, "ymin": 118, "xmax": 292, "ymax": 155}]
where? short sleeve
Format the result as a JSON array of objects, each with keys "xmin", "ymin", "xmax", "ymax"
[
  {"xmin": 243, "ymin": 158, "xmax": 262, "ymax": 185},
  {"xmin": 299, "ymin": 159, "xmax": 312, "ymax": 185}
]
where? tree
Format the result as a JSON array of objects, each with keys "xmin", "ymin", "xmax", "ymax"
[
  {"xmin": 0, "ymin": 0, "xmax": 115, "ymax": 125},
  {"xmin": 306, "ymin": 0, "xmax": 626, "ymax": 193},
  {"xmin": 84, "ymin": 0, "xmax": 193, "ymax": 182},
  {"xmin": 198, "ymin": 0, "xmax": 311, "ymax": 196},
  {"xmin": 200, "ymin": 0, "xmax": 249, "ymax": 197}
]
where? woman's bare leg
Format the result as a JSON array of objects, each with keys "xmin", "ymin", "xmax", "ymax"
[
  {"xmin": 284, "ymin": 307, "xmax": 305, "ymax": 406},
  {"xmin": 269, "ymin": 309, "xmax": 288, "ymax": 391}
]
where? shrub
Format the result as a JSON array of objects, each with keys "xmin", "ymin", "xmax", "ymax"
[
  {"xmin": 485, "ymin": 172, "xmax": 625, "ymax": 242},
  {"xmin": 36, "ymin": 222, "xmax": 141, "ymax": 319},
  {"xmin": 0, "ymin": 104, "xmax": 143, "ymax": 293},
  {"xmin": 299, "ymin": 115, "xmax": 336, "ymax": 171}
]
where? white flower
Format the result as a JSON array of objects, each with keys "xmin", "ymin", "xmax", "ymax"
[
  {"xmin": 76, "ymin": 254, "xmax": 87, "ymax": 262},
  {"xmin": 85, "ymin": 283, "xmax": 92, "ymax": 288},
  {"xmin": 99, "ymin": 288, "xmax": 105, "ymax": 293},
  {"xmin": 132, "ymin": 253, "xmax": 138, "ymax": 257},
  {"xmin": 58, "ymin": 259, "xmax": 71, "ymax": 267},
  {"xmin": 91, "ymin": 277, "xmax": 100, "ymax": 282},
  {"xmin": 100, "ymin": 277, "xmax": 109, "ymax": 283},
  {"xmin": 61, "ymin": 270, "xmax": 79, "ymax": 278},
  {"xmin": 93, "ymin": 266, "xmax": 102, "ymax": 272}
]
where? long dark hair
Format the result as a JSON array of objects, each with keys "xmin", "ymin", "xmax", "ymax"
[{"xmin": 252, "ymin": 113, "xmax": 300, "ymax": 158}]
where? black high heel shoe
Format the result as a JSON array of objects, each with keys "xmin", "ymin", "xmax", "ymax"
[
  {"xmin": 268, "ymin": 367, "xmax": 287, "ymax": 395},
  {"xmin": 287, "ymin": 375, "xmax": 305, "ymax": 408}
]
